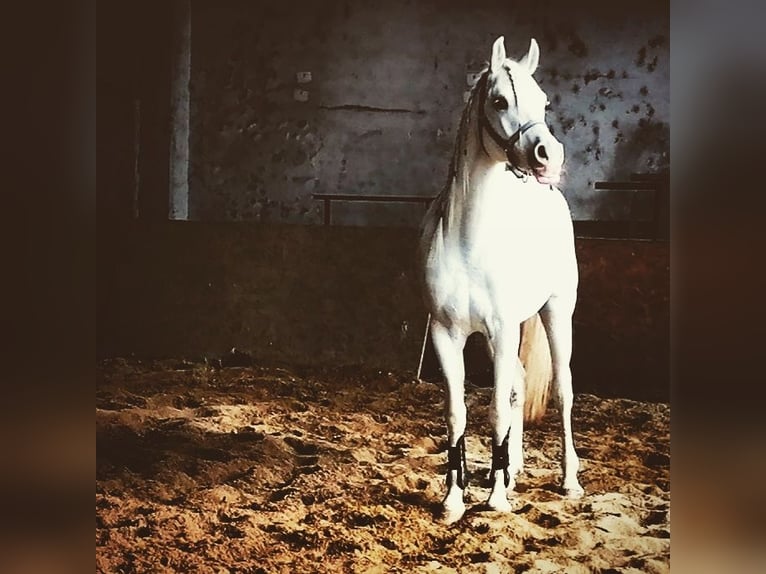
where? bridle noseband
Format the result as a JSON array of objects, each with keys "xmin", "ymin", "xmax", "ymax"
[{"xmin": 476, "ymin": 70, "xmax": 545, "ymax": 180}]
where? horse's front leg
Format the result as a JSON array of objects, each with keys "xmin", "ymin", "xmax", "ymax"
[
  {"xmin": 430, "ymin": 320, "xmax": 468, "ymax": 524},
  {"xmin": 540, "ymin": 297, "xmax": 584, "ymax": 498},
  {"xmin": 487, "ymin": 324, "xmax": 523, "ymax": 512}
]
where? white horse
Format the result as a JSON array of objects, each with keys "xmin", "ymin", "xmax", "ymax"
[{"xmin": 418, "ymin": 36, "xmax": 583, "ymax": 524}]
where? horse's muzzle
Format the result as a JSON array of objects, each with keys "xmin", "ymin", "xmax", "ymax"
[{"xmin": 528, "ymin": 131, "xmax": 564, "ymax": 185}]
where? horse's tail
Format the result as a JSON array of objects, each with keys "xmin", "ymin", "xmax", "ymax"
[{"xmin": 519, "ymin": 313, "xmax": 553, "ymax": 424}]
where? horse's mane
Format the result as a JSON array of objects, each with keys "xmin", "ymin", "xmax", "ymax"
[{"xmin": 429, "ymin": 65, "xmax": 490, "ymax": 235}]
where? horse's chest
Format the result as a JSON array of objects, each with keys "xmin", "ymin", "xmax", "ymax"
[
  {"xmin": 437, "ymin": 191, "xmax": 569, "ymax": 322},
  {"xmin": 465, "ymin": 242, "xmax": 555, "ymax": 317},
  {"xmin": 468, "ymin": 193, "xmax": 564, "ymax": 279}
]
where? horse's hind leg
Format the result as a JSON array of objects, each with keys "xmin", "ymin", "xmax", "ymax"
[
  {"xmin": 486, "ymin": 324, "xmax": 522, "ymax": 512},
  {"xmin": 430, "ymin": 320, "xmax": 468, "ymax": 523},
  {"xmin": 540, "ymin": 297, "xmax": 584, "ymax": 498}
]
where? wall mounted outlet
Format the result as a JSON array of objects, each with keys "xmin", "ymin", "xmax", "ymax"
[
  {"xmin": 293, "ymin": 89, "xmax": 309, "ymax": 102},
  {"xmin": 296, "ymin": 71, "xmax": 312, "ymax": 84}
]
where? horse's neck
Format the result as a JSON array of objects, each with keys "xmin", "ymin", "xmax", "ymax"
[{"xmin": 442, "ymin": 121, "xmax": 506, "ymax": 242}]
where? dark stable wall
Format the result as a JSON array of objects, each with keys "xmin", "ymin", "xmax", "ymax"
[
  {"xmin": 97, "ymin": 1, "xmax": 670, "ymax": 226},
  {"xmin": 98, "ymin": 1, "xmax": 669, "ymax": 401},
  {"xmin": 98, "ymin": 1, "xmax": 174, "ymax": 224},
  {"xmin": 189, "ymin": 0, "xmax": 668, "ymax": 226},
  {"xmin": 98, "ymin": 223, "xmax": 669, "ymax": 402}
]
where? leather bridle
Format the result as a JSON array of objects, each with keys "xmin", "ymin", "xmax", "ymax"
[{"xmin": 476, "ymin": 70, "xmax": 545, "ymax": 179}]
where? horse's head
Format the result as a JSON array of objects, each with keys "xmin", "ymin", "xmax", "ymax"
[{"xmin": 478, "ymin": 36, "xmax": 564, "ymax": 185}]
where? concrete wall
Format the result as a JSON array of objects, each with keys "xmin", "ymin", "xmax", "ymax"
[{"xmin": 188, "ymin": 0, "xmax": 668, "ymax": 225}]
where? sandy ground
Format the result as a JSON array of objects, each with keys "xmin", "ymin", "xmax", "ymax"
[{"xmin": 96, "ymin": 359, "xmax": 669, "ymax": 573}]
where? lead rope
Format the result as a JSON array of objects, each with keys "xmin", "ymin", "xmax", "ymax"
[{"xmin": 416, "ymin": 313, "xmax": 431, "ymax": 381}]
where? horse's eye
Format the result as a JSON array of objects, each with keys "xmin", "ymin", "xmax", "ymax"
[{"xmin": 492, "ymin": 96, "xmax": 508, "ymax": 111}]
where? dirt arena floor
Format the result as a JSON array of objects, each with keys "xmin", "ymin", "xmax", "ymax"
[{"xmin": 96, "ymin": 358, "xmax": 669, "ymax": 573}]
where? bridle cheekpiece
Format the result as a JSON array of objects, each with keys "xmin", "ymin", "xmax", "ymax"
[{"xmin": 476, "ymin": 70, "xmax": 545, "ymax": 180}]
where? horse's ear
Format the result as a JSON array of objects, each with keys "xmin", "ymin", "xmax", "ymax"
[
  {"xmin": 491, "ymin": 36, "xmax": 506, "ymax": 73},
  {"xmin": 519, "ymin": 38, "xmax": 540, "ymax": 75}
]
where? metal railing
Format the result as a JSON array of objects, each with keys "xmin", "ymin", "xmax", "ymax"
[
  {"xmin": 313, "ymin": 171, "xmax": 669, "ymax": 241},
  {"xmin": 590, "ymin": 172, "xmax": 669, "ymax": 240},
  {"xmin": 312, "ymin": 193, "xmax": 434, "ymax": 226}
]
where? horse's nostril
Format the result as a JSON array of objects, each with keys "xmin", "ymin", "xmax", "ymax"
[{"xmin": 536, "ymin": 143, "xmax": 549, "ymax": 162}]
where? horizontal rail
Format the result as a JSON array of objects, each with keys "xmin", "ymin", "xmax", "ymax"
[
  {"xmin": 592, "ymin": 175, "xmax": 668, "ymax": 240},
  {"xmin": 312, "ymin": 175, "xmax": 669, "ymax": 240},
  {"xmin": 630, "ymin": 172, "xmax": 669, "ymax": 182},
  {"xmin": 312, "ymin": 193, "xmax": 435, "ymax": 203},
  {"xmin": 593, "ymin": 181, "xmax": 661, "ymax": 191},
  {"xmin": 572, "ymin": 220, "xmax": 666, "ymax": 241},
  {"xmin": 312, "ymin": 193, "xmax": 436, "ymax": 225}
]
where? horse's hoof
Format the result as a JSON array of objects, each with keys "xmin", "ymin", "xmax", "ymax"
[
  {"xmin": 486, "ymin": 491, "xmax": 513, "ymax": 513},
  {"xmin": 563, "ymin": 484, "xmax": 585, "ymax": 499},
  {"xmin": 441, "ymin": 487, "xmax": 466, "ymax": 524},
  {"xmin": 509, "ymin": 455, "xmax": 524, "ymax": 478},
  {"xmin": 442, "ymin": 502, "xmax": 466, "ymax": 524}
]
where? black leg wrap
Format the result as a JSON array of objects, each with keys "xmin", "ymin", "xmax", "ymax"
[
  {"xmin": 491, "ymin": 430, "xmax": 511, "ymax": 488},
  {"xmin": 446, "ymin": 434, "xmax": 468, "ymax": 489}
]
